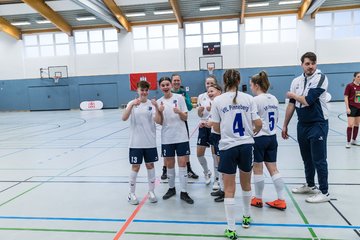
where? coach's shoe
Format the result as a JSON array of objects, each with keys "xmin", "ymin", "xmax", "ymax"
[
  {"xmin": 242, "ymin": 216, "xmax": 252, "ymax": 229},
  {"xmin": 161, "ymin": 166, "xmax": 167, "ymax": 180},
  {"xmin": 250, "ymin": 197, "xmax": 263, "ymax": 208},
  {"xmin": 127, "ymin": 193, "xmax": 139, "ymax": 205},
  {"xmin": 148, "ymin": 191, "xmax": 158, "ymax": 203},
  {"xmin": 212, "ymin": 179, "xmax": 220, "ymax": 190},
  {"xmin": 204, "ymin": 170, "xmax": 212, "ymax": 185},
  {"xmin": 306, "ymin": 192, "xmax": 330, "ymax": 203},
  {"xmin": 180, "ymin": 192, "xmax": 194, "ymax": 204},
  {"xmin": 292, "ymin": 184, "xmax": 320, "ymax": 194},
  {"xmin": 224, "ymin": 229, "xmax": 238, "ymax": 239},
  {"xmin": 351, "ymin": 140, "xmax": 360, "ymax": 146},
  {"xmin": 266, "ymin": 199, "xmax": 286, "ymax": 210},
  {"xmin": 346, "ymin": 142, "xmax": 351, "ymax": 148},
  {"xmin": 162, "ymin": 187, "xmax": 176, "ymax": 200}
]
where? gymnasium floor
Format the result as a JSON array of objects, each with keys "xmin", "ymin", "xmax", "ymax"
[{"xmin": 0, "ymin": 102, "xmax": 358, "ymax": 240}]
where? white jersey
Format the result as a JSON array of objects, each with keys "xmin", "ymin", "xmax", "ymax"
[
  {"xmin": 253, "ymin": 93, "xmax": 279, "ymax": 137},
  {"xmin": 210, "ymin": 91, "xmax": 260, "ymax": 150},
  {"xmin": 127, "ymin": 99, "xmax": 156, "ymax": 148},
  {"xmin": 157, "ymin": 93, "xmax": 189, "ymax": 144},
  {"xmin": 197, "ymin": 92, "xmax": 211, "ymax": 120}
]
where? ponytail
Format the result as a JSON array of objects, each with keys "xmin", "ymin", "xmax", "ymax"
[{"xmin": 223, "ymin": 69, "xmax": 241, "ymax": 104}]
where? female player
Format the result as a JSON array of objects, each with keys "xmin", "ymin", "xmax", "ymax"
[
  {"xmin": 206, "ymin": 84, "xmax": 225, "ymax": 202},
  {"xmin": 344, "ymin": 72, "xmax": 360, "ymax": 148},
  {"xmin": 196, "ymin": 75, "xmax": 219, "ymax": 188},
  {"xmin": 249, "ymin": 71, "xmax": 286, "ymax": 210},
  {"xmin": 154, "ymin": 77, "xmax": 194, "ymax": 204},
  {"xmin": 210, "ymin": 69, "xmax": 262, "ymax": 239},
  {"xmin": 122, "ymin": 81, "xmax": 160, "ymax": 205}
]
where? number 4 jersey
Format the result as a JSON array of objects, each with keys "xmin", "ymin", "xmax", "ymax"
[
  {"xmin": 253, "ymin": 93, "xmax": 279, "ymax": 137},
  {"xmin": 210, "ymin": 91, "xmax": 260, "ymax": 150}
]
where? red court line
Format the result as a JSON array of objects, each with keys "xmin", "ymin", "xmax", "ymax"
[{"xmin": 113, "ymin": 179, "xmax": 160, "ymax": 240}]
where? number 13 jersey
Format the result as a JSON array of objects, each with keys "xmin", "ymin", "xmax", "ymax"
[{"xmin": 210, "ymin": 91, "xmax": 260, "ymax": 150}]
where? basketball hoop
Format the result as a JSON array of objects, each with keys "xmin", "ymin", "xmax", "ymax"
[{"xmin": 53, "ymin": 76, "xmax": 60, "ymax": 84}]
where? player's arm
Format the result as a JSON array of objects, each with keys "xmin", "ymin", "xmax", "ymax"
[
  {"xmin": 344, "ymin": 95, "xmax": 350, "ymax": 114},
  {"xmin": 212, "ymin": 122, "xmax": 220, "ymax": 133},
  {"xmin": 286, "ymin": 92, "xmax": 309, "ymax": 106},
  {"xmin": 122, "ymin": 100, "xmax": 138, "ymax": 121},
  {"xmin": 154, "ymin": 101, "xmax": 164, "ymax": 125},
  {"xmin": 281, "ymin": 102, "xmax": 295, "ymax": 139},
  {"xmin": 175, "ymin": 109, "xmax": 188, "ymax": 121},
  {"xmin": 253, "ymin": 119, "xmax": 262, "ymax": 136}
]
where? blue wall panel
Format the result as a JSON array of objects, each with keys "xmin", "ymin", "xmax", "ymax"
[
  {"xmin": 0, "ymin": 62, "xmax": 359, "ymax": 111},
  {"xmin": 28, "ymin": 85, "xmax": 70, "ymax": 110}
]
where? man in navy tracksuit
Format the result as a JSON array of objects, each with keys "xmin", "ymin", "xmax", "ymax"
[{"xmin": 282, "ymin": 52, "xmax": 330, "ymax": 203}]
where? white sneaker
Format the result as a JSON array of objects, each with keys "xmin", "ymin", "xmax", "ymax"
[
  {"xmin": 212, "ymin": 180, "xmax": 220, "ymax": 190},
  {"xmin": 204, "ymin": 170, "xmax": 212, "ymax": 185},
  {"xmin": 127, "ymin": 193, "xmax": 139, "ymax": 205},
  {"xmin": 148, "ymin": 191, "xmax": 158, "ymax": 203},
  {"xmin": 292, "ymin": 184, "xmax": 320, "ymax": 194},
  {"xmin": 351, "ymin": 140, "xmax": 360, "ymax": 146},
  {"xmin": 306, "ymin": 192, "xmax": 330, "ymax": 203},
  {"xmin": 346, "ymin": 142, "xmax": 351, "ymax": 148}
]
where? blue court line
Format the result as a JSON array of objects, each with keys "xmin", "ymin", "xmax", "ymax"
[{"xmin": 0, "ymin": 216, "xmax": 359, "ymax": 230}]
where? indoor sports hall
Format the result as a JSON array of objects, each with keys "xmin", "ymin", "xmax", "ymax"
[{"xmin": 0, "ymin": 1, "xmax": 359, "ymax": 240}]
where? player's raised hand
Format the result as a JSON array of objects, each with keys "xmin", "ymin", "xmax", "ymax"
[{"xmin": 158, "ymin": 101, "xmax": 164, "ymax": 112}]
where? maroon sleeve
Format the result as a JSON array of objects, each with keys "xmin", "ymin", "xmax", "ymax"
[{"xmin": 344, "ymin": 83, "xmax": 351, "ymax": 96}]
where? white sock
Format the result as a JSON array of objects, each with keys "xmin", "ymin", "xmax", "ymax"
[
  {"xmin": 253, "ymin": 174, "xmax": 264, "ymax": 199},
  {"xmin": 147, "ymin": 168, "xmax": 155, "ymax": 192},
  {"xmin": 197, "ymin": 156, "xmax": 209, "ymax": 174},
  {"xmin": 242, "ymin": 190, "xmax": 252, "ymax": 217},
  {"xmin": 168, "ymin": 167, "xmax": 176, "ymax": 189},
  {"xmin": 212, "ymin": 154, "xmax": 219, "ymax": 179},
  {"xmin": 219, "ymin": 172, "xmax": 224, "ymax": 190},
  {"xmin": 129, "ymin": 170, "xmax": 138, "ymax": 193},
  {"xmin": 224, "ymin": 198, "xmax": 236, "ymax": 231},
  {"xmin": 179, "ymin": 167, "xmax": 188, "ymax": 192},
  {"xmin": 272, "ymin": 173, "xmax": 285, "ymax": 200}
]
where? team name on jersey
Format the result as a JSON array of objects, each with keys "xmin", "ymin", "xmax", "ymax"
[
  {"xmin": 264, "ymin": 105, "xmax": 278, "ymax": 111},
  {"xmin": 222, "ymin": 104, "xmax": 249, "ymax": 113}
]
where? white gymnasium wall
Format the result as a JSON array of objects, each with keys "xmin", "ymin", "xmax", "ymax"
[
  {"xmin": 1, "ymin": 13, "xmax": 360, "ymax": 80},
  {"xmin": 0, "ymin": 32, "xmax": 24, "ymax": 80}
]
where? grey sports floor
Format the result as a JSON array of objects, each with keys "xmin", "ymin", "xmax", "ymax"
[{"xmin": 0, "ymin": 102, "xmax": 358, "ymax": 240}]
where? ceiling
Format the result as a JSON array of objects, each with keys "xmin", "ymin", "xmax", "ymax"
[{"xmin": 0, "ymin": 0, "xmax": 359, "ymax": 39}]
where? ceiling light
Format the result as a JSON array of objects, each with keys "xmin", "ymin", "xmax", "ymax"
[
  {"xmin": 36, "ymin": 19, "xmax": 51, "ymax": 24},
  {"xmin": 125, "ymin": 12, "xmax": 146, "ymax": 17},
  {"xmin": 199, "ymin": 5, "xmax": 221, "ymax": 11},
  {"xmin": 11, "ymin": 21, "xmax": 31, "ymax": 26},
  {"xmin": 76, "ymin": 16, "xmax": 96, "ymax": 21},
  {"xmin": 153, "ymin": 9, "xmax": 174, "ymax": 15},
  {"xmin": 279, "ymin": 0, "xmax": 301, "ymax": 5},
  {"xmin": 247, "ymin": 2, "xmax": 269, "ymax": 8}
]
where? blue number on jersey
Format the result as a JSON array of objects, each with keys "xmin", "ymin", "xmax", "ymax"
[
  {"xmin": 268, "ymin": 111, "xmax": 275, "ymax": 131},
  {"xmin": 233, "ymin": 113, "xmax": 245, "ymax": 136}
]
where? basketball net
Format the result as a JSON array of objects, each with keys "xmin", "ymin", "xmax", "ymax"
[{"xmin": 207, "ymin": 66, "xmax": 214, "ymax": 75}]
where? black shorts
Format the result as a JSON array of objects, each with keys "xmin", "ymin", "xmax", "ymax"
[
  {"xmin": 218, "ymin": 144, "xmax": 254, "ymax": 174},
  {"xmin": 210, "ymin": 133, "xmax": 221, "ymax": 156},
  {"xmin": 347, "ymin": 105, "xmax": 360, "ymax": 117},
  {"xmin": 129, "ymin": 148, "xmax": 159, "ymax": 164},
  {"xmin": 161, "ymin": 142, "xmax": 190, "ymax": 157},
  {"xmin": 197, "ymin": 127, "xmax": 211, "ymax": 147},
  {"xmin": 253, "ymin": 135, "xmax": 278, "ymax": 163}
]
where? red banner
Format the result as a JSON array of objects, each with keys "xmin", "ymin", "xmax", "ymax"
[{"xmin": 129, "ymin": 72, "xmax": 158, "ymax": 91}]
